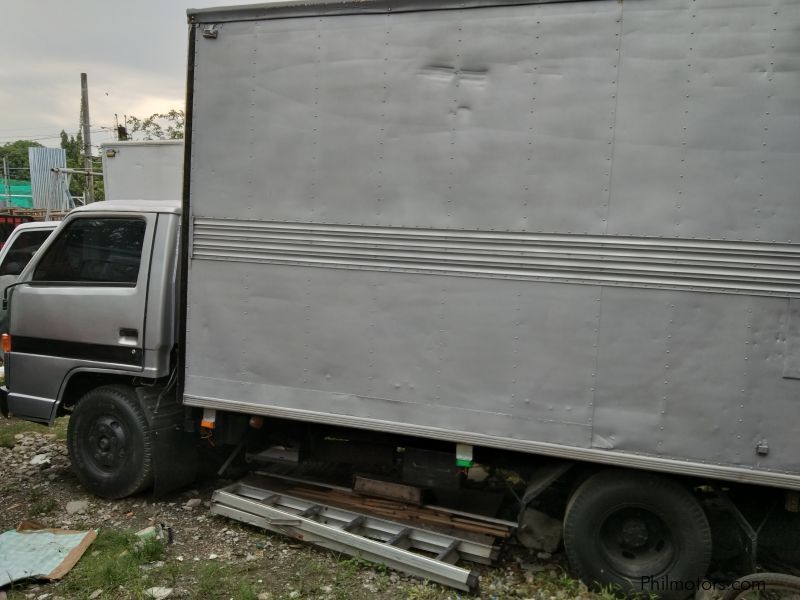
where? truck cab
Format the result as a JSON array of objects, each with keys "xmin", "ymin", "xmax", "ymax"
[{"xmin": 0, "ymin": 200, "xmax": 180, "ymax": 424}]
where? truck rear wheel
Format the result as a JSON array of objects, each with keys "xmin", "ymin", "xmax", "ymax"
[
  {"xmin": 67, "ymin": 384, "xmax": 153, "ymax": 499},
  {"xmin": 563, "ymin": 469, "xmax": 711, "ymax": 600}
]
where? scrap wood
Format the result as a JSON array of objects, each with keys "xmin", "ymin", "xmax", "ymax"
[{"xmin": 286, "ymin": 484, "xmax": 512, "ymax": 539}]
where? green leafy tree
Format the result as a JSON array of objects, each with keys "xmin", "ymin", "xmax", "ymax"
[
  {"xmin": 0, "ymin": 140, "xmax": 44, "ymax": 181},
  {"xmin": 127, "ymin": 109, "xmax": 184, "ymax": 140}
]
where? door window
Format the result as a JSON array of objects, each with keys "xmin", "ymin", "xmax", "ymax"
[
  {"xmin": 33, "ymin": 218, "xmax": 146, "ymax": 284},
  {"xmin": 0, "ymin": 229, "xmax": 53, "ymax": 276}
]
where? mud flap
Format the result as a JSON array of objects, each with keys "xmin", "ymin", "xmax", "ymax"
[{"xmin": 151, "ymin": 407, "xmax": 199, "ymax": 498}]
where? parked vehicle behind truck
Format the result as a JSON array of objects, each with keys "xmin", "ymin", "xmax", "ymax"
[
  {"xmin": 0, "ymin": 221, "xmax": 58, "ymax": 333},
  {"xmin": 2, "ymin": 0, "xmax": 799, "ymax": 595}
]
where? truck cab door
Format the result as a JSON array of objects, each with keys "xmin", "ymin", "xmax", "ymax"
[{"xmin": 6, "ymin": 214, "xmax": 154, "ymax": 422}]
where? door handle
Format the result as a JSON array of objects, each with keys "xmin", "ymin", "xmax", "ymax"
[{"xmin": 118, "ymin": 328, "xmax": 139, "ymax": 347}]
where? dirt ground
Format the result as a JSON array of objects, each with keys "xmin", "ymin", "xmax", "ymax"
[{"xmin": 0, "ymin": 416, "xmax": 599, "ymax": 600}]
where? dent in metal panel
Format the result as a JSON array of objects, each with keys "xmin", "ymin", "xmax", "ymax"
[{"xmin": 191, "ymin": 2, "xmax": 622, "ymax": 234}]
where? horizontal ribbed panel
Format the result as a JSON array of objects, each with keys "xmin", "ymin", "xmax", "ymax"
[{"xmin": 192, "ymin": 218, "xmax": 800, "ymax": 296}]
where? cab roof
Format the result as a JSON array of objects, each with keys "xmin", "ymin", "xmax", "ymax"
[{"xmin": 71, "ymin": 200, "xmax": 181, "ymax": 215}]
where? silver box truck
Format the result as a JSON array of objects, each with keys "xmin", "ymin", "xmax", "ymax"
[{"xmin": 2, "ymin": 0, "xmax": 799, "ymax": 594}]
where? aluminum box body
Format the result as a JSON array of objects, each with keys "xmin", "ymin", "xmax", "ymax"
[{"xmin": 184, "ymin": 0, "xmax": 800, "ymax": 488}]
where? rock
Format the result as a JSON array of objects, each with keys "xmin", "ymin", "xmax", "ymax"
[
  {"xmin": 289, "ymin": 592, "xmax": 300, "ymax": 599},
  {"xmin": 516, "ymin": 508, "xmax": 562, "ymax": 553},
  {"xmin": 13, "ymin": 433, "xmax": 24, "ymax": 440},
  {"xmin": 184, "ymin": 498, "xmax": 202, "ymax": 509},
  {"xmin": 208, "ymin": 553, "xmax": 218, "ymax": 560},
  {"xmin": 66, "ymin": 500, "xmax": 89, "ymax": 515},
  {"xmin": 257, "ymin": 594, "xmax": 272, "ymax": 600},
  {"xmin": 88, "ymin": 590, "xmax": 102, "ymax": 600},
  {"xmin": 145, "ymin": 588, "xmax": 173, "ymax": 600},
  {"xmin": 29, "ymin": 454, "xmax": 50, "ymax": 466},
  {"xmin": 536, "ymin": 551, "xmax": 552, "ymax": 560}
]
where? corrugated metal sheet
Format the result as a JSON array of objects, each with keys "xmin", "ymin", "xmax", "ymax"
[{"xmin": 27, "ymin": 147, "xmax": 74, "ymax": 215}]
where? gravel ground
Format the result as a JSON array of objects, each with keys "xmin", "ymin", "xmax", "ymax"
[{"xmin": 0, "ymin": 419, "xmax": 600, "ymax": 600}]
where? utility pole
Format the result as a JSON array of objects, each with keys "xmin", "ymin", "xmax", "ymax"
[
  {"xmin": 80, "ymin": 72, "xmax": 94, "ymax": 203},
  {"xmin": 2, "ymin": 158, "xmax": 10, "ymax": 209}
]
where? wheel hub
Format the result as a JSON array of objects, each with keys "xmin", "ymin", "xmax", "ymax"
[
  {"xmin": 87, "ymin": 416, "xmax": 127, "ymax": 471},
  {"xmin": 599, "ymin": 507, "xmax": 675, "ymax": 577},
  {"xmin": 621, "ymin": 517, "xmax": 649, "ymax": 548}
]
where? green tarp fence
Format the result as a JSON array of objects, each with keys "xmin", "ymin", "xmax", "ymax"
[{"xmin": 0, "ymin": 178, "xmax": 33, "ymax": 208}]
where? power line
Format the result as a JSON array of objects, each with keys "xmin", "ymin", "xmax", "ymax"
[{"xmin": 0, "ymin": 128, "xmax": 108, "ymax": 143}]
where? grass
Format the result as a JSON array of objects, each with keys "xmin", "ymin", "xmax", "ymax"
[
  {"xmin": 0, "ymin": 415, "xmax": 68, "ymax": 448},
  {"xmin": 57, "ymin": 529, "xmax": 166, "ymax": 599},
  {"xmin": 5, "ymin": 525, "xmax": 606, "ymax": 600}
]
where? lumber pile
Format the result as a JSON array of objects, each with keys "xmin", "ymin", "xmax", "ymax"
[{"xmin": 286, "ymin": 483, "xmax": 512, "ymax": 540}]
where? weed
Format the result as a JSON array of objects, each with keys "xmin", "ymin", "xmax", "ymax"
[
  {"xmin": 28, "ymin": 493, "xmax": 58, "ymax": 517},
  {"xmin": 133, "ymin": 535, "xmax": 166, "ymax": 563},
  {"xmin": 233, "ymin": 579, "xmax": 260, "ymax": 600},
  {"xmin": 159, "ymin": 561, "xmax": 182, "ymax": 588},
  {"xmin": 195, "ymin": 561, "xmax": 230, "ymax": 598},
  {"xmin": 405, "ymin": 581, "xmax": 446, "ymax": 600}
]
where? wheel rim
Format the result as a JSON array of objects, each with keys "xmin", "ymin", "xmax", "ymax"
[
  {"xmin": 86, "ymin": 415, "xmax": 128, "ymax": 472},
  {"xmin": 598, "ymin": 505, "xmax": 677, "ymax": 578}
]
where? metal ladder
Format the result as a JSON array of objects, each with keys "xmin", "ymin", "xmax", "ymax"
[{"xmin": 210, "ymin": 480, "xmax": 504, "ymax": 592}]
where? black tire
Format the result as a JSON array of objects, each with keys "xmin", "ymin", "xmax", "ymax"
[
  {"xmin": 67, "ymin": 384, "xmax": 153, "ymax": 499},
  {"xmin": 563, "ymin": 469, "xmax": 712, "ymax": 600},
  {"xmin": 721, "ymin": 573, "xmax": 800, "ymax": 600}
]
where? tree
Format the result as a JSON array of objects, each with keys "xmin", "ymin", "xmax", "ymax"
[
  {"xmin": 0, "ymin": 140, "xmax": 44, "ymax": 181},
  {"xmin": 126, "ymin": 109, "xmax": 184, "ymax": 140}
]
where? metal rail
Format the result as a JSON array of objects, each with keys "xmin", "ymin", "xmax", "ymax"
[{"xmin": 210, "ymin": 480, "xmax": 507, "ymax": 592}]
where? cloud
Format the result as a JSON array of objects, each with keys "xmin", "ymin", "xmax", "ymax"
[{"xmin": 1, "ymin": 0, "xmax": 257, "ymax": 147}]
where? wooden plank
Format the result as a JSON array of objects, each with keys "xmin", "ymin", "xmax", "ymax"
[{"xmin": 354, "ymin": 476, "xmax": 424, "ymax": 506}]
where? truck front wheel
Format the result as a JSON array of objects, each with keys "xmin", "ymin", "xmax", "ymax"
[
  {"xmin": 67, "ymin": 385, "xmax": 153, "ymax": 499},
  {"xmin": 563, "ymin": 469, "xmax": 712, "ymax": 600}
]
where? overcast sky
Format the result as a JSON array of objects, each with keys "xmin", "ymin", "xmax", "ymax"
[{"xmin": 0, "ymin": 0, "xmax": 261, "ymax": 151}]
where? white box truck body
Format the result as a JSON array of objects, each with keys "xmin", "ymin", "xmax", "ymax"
[{"xmin": 101, "ymin": 140, "xmax": 183, "ymax": 201}]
